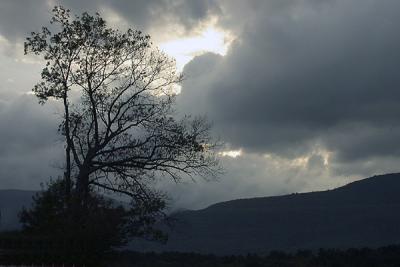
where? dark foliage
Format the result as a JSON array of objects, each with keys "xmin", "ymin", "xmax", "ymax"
[
  {"xmin": 5, "ymin": 180, "xmax": 124, "ymax": 265},
  {"xmin": 107, "ymin": 245, "xmax": 400, "ymax": 267},
  {"xmin": 2, "ymin": 245, "xmax": 400, "ymax": 267},
  {"xmin": 0, "ymin": 179, "xmax": 165, "ymax": 266}
]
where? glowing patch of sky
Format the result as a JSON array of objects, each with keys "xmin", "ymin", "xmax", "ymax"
[
  {"xmin": 159, "ymin": 27, "xmax": 231, "ymax": 71},
  {"xmin": 219, "ymin": 149, "xmax": 242, "ymax": 158}
]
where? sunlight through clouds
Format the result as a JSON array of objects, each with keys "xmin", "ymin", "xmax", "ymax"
[
  {"xmin": 159, "ymin": 26, "xmax": 232, "ymax": 71},
  {"xmin": 219, "ymin": 149, "xmax": 242, "ymax": 158}
]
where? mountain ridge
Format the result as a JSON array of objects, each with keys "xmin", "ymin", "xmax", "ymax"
[
  {"xmin": 1, "ymin": 173, "xmax": 400, "ymax": 254},
  {"xmin": 132, "ymin": 173, "xmax": 400, "ymax": 254}
]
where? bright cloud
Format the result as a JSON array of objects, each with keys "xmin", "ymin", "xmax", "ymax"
[
  {"xmin": 219, "ymin": 149, "xmax": 242, "ymax": 158},
  {"xmin": 159, "ymin": 26, "xmax": 232, "ymax": 71}
]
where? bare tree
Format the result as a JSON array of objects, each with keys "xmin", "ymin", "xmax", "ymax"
[{"xmin": 25, "ymin": 7, "xmax": 220, "ymax": 214}]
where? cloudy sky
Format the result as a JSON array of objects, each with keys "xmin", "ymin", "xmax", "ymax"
[{"xmin": 1, "ymin": 0, "xmax": 400, "ymax": 210}]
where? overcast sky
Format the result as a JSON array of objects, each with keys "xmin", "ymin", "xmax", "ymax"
[{"xmin": 1, "ymin": 0, "xmax": 400, "ymax": 210}]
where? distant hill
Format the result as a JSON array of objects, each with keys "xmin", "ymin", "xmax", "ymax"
[
  {"xmin": 132, "ymin": 173, "xmax": 400, "ymax": 254},
  {"xmin": 0, "ymin": 189, "xmax": 36, "ymax": 231},
  {"xmin": 2, "ymin": 173, "xmax": 400, "ymax": 254}
]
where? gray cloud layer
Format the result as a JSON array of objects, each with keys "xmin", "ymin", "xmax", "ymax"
[
  {"xmin": 1, "ymin": 0, "xmax": 400, "ymax": 208},
  {"xmin": 0, "ymin": 94, "xmax": 62, "ymax": 189},
  {"xmin": 0, "ymin": 0, "xmax": 220, "ymax": 45},
  {"xmin": 178, "ymin": 0, "xmax": 400, "ymax": 164}
]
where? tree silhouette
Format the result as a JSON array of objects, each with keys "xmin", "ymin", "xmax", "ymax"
[{"xmin": 22, "ymin": 5, "xmax": 221, "ymax": 260}]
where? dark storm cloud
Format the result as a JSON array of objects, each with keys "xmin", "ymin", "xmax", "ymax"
[
  {"xmin": 178, "ymin": 0, "xmax": 400, "ymax": 163},
  {"xmin": 0, "ymin": 0, "xmax": 220, "ymax": 45},
  {"xmin": 102, "ymin": 0, "xmax": 220, "ymax": 31},
  {"xmin": 1, "ymin": 0, "xmax": 400, "ymax": 206}
]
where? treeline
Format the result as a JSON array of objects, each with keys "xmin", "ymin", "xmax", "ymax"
[
  {"xmin": 109, "ymin": 245, "xmax": 400, "ymax": 267},
  {"xmin": 2, "ymin": 236, "xmax": 400, "ymax": 267},
  {"xmin": 0, "ymin": 231, "xmax": 113, "ymax": 266}
]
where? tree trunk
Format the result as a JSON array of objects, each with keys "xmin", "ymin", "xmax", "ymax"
[
  {"xmin": 76, "ymin": 165, "xmax": 90, "ymax": 206},
  {"xmin": 63, "ymin": 94, "xmax": 72, "ymax": 206}
]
